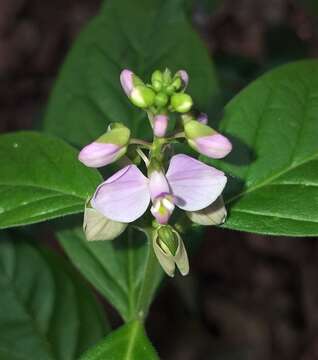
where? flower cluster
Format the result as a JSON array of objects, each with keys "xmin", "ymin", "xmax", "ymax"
[{"xmin": 79, "ymin": 69, "xmax": 232, "ymax": 277}]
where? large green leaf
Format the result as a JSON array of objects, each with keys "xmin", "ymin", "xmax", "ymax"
[
  {"xmin": 0, "ymin": 131, "xmax": 101, "ymax": 229},
  {"xmin": 43, "ymin": 0, "xmax": 218, "ymax": 146},
  {"xmin": 0, "ymin": 235, "xmax": 109, "ymax": 360},
  {"xmin": 57, "ymin": 226, "xmax": 163, "ymax": 322},
  {"xmin": 80, "ymin": 320, "xmax": 159, "ymax": 360},
  {"xmin": 210, "ymin": 60, "xmax": 318, "ymax": 236}
]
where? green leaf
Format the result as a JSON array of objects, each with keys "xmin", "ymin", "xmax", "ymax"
[
  {"xmin": 0, "ymin": 131, "xmax": 101, "ymax": 229},
  {"xmin": 210, "ymin": 60, "xmax": 318, "ymax": 236},
  {"xmin": 43, "ymin": 0, "xmax": 218, "ymax": 146},
  {"xmin": 57, "ymin": 226, "xmax": 163, "ymax": 322},
  {"xmin": 80, "ymin": 320, "xmax": 159, "ymax": 360},
  {"xmin": 0, "ymin": 234, "xmax": 109, "ymax": 360}
]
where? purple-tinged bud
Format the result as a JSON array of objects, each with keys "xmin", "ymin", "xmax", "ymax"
[
  {"xmin": 120, "ymin": 69, "xmax": 134, "ymax": 97},
  {"xmin": 78, "ymin": 123, "xmax": 130, "ymax": 168},
  {"xmin": 176, "ymin": 70, "xmax": 189, "ymax": 90},
  {"xmin": 197, "ymin": 113, "xmax": 208, "ymax": 125},
  {"xmin": 153, "ymin": 114, "xmax": 168, "ymax": 138},
  {"xmin": 195, "ymin": 134, "xmax": 232, "ymax": 159},
  {"xmin": 184, "ymin": 120, "xmax": 232, "ymax": 159},
  {"xmin": 79, "ymin": 143, "xmax": 124, "ymax": 168},
  {"xmin": 120, "ymin": 69, "xmax": 155, "ymax": 108}
]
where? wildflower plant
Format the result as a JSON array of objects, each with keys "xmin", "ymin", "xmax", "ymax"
[
  {"xmin": 79, "ymin": 68, "xmax": 232, "ymax": 277},
  {"xmin": 0, "ymin": 0, "xmax": 318, "ymax": 358}
]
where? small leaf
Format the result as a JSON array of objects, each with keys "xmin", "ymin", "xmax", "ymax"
[
  {"xmin": 0, "ymin": 234, "xmax": 109, "ymax": 360},
  {"xmin": 207, "ymin": 60, "xmax": 318, "ymax": 236},
  {"xmin": 57, "ymin": 226, "xmax": 163, "ymax": 322},
  {"xmin": 80, "ymin": 320, "xmax": 159, "ymax": 360},
  {"xmin": 43, "ymin": 0, "xmax": 219, "ymax": 146},
  {"xmin": 0, "ymin": 131, "xmax": 101, "ymax": 229}
]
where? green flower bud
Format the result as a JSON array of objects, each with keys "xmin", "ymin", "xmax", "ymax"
[
  {"xmin": 165, "ymin": 84, "xmax": 175, "ymax": 95},
  {"xmin": 170, "ymin": 93, "xmax": 193, "ymax": 113},
  {"xmin": 186, "ymin": 196, "xmax": 227, "ymax": 226},
  {"xmin": 152, "ymin": 226, "xmax": 189, "ymax": 277},
  {"xmin": 83, "ymin": 202, "xmax": 127, "ymax": 241},
  {"xmin": 167, "ymin": 77, "xmax": 182, "ymax": 94},
  {"xmin": 154, "ymin": 92, "xmax": 169, "ymax": 107},
  {"xmin": 130, "ymin": 85, "xmax": 155, "ymax": 108},
  {"xmin": 151, "ymin": 70, "xmax": 163, "ymax": 91},
  {"xmin": 162, "ymin": 68, "xmax": 172, "ymax": 85},
  {"xmin": 157, "ymin": 226, "xmax": 178, "ymax": 256}
]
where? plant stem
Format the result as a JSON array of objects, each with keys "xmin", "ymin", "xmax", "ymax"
[{"xmin": 130, "ymin": 138, "xmax": 151, "ymax": 148}]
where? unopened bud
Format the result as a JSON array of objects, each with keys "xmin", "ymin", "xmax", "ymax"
[
  {"xmin": 157, "ymin": 226, "xmax": 178, "ymax": 256},
  {"xmin": 154, "ymin": 92, "xmax": 169, "ymax": 107},
  {"xmin": 176, "ymin": 70, "xmax": 189, "ymax": 90},
  {"xmin": 130, "ymin": 85, "xmax": 155, "ymax": 108},
  {"xmin": 120, "ymin": 69, "xmax": 155, "ymax": 108},
  {"xmin": 151, "ymin": 70, "xmax": 163, "ymax": 91},
  {"xmin": 170, "ymin": 93, "xmax": 193, "ymax": 113},
  {"xmin": 78, "ymin": 123, "xmax": 130, "ymax": 167},
  {"xmin": 152, "ymin": 226, "xmax": 189, "ymax": 277},
  {"xmin": 197, "ymin": 112, "xmax": 208, "ymax": 125},
  {"xmin": 184, "ymin": 120, "xmax": 232, "ymax": 159},
  {"xmin": 152, "ymin": 114, "xmax": 168, "ymax": 137}
]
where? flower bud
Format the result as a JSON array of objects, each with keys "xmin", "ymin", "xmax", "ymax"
[
  {"xmin": 183, "ymin": 120, "xmax": 232, "ymax": 159},
  {"xmin": 157, "ymin": 226, "xmax": 178, "ymax": 255},
  {"xmin": 83, "ymin": 202, "xmax": 127, "ymax": 241},
  {"xmin": 186, "ymin": 196, "xmax": 227, "ymax": 226},
  {"xmin": 197, "ymin": 112, "xmax": 208, "ymax": 125},
  {"xmin": 152, "ymin": 226, "xmax": 189, "ymax": 277},
  {"xmin": 162, "ymin": 68, "xmax": 172, "ymax": 85},
  {"xmin": 152, "ymin": 114, "xmax": 168, "ymax": 137},
  {"xmin": 130, "ymin": 85, "xmax": 155, "ymax": 108},
  {"xmin": 170, "ymin": 93, "xmax": 193, "ymax": 113},
  {"xmin": 176, "ymin": 70, "xmax": 189, "ymax": 90},
  {"xmin": 151, "ymin": 70, "xmax": 163, "ymax": 91},
  {"xmin": 120, "ymin": 69, "xmax": 155, "ymax": 108},
  {"xmin": 78, "ymin": 123, "xmax": 130, "ymax": 168},
  {"xmin": 154, "ymin": 92, "xmax": 169, "ymax": 107}
]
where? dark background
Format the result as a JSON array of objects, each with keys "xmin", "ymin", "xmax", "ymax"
[{"xmin": 1, "ymin": 0, "xmax": 318, "ymax": 359}]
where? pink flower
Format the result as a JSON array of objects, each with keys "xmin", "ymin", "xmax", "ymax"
[{"xmin": 91, "ymin": 154, "xmax": 227, "ymax": 224}]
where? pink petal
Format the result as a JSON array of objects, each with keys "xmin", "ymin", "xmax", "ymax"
[
  {"xmin": 148, "ymin": 170, "xmax": 170, "ymax": 201},
  {"xmin": 195, "ymin": 134, "xmax": 232, "ymax": 159},
  {"xmin": 166, "ymin": 154, "xmax": 227, "ymax": 211},
  {"xmin": 78, "ymin": 142, "xmax": 121, "ymax": 168},
  {"xmin": 120, "ymin": 69, "xmax": 134, "ymax": 96},
  {"xmin": 91, "ymin": 165, "xmax": 150, "ymax": 222},
  {"xmin": 153, "ymin": 114, "xmax": 168, "ymax": 137}
]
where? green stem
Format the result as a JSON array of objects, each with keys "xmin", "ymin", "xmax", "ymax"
[{"xmin": 130, "ymin": 138, "xmax": 151, "ymax": 148}]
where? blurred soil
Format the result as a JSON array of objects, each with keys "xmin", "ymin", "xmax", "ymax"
[{"xmin": 1, "ymin": 0, "xmax": 318, "ymax": 359}]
